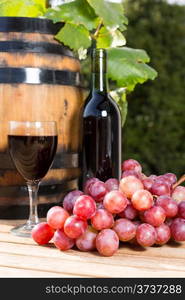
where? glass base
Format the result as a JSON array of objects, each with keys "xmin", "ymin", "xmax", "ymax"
[{"xmin": 11, "ymin": 221, "xmax": 39, "ymax": 237}]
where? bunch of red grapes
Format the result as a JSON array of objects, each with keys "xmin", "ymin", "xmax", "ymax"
[{"xmin": 32, "ymin": 159, "xmax": 185, "ymax": 257}]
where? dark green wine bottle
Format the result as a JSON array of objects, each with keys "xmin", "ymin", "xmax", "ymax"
[{"xmin": 82, "ymin": 48, "xmax": 121, "ymax": 184}]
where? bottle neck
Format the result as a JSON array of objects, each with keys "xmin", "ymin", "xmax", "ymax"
[
  {"xmin": 91, "ymin": 49, "xmax": 108, "ymax": 93},
  {"xmin": 91, "ymin": 72, "xmax": 108, "ymax": 93}
]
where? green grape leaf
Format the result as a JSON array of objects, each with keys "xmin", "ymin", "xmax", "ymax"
[
  {"xmin": 55, "ymin": 23, "xmax": 91, "ymax": 50},
  {"xmin": 111, "ymin": 30, "xmax": 126, "ymax": 47},
  {"xmin": 0, "ymin": 0, "xmax": 46, "ymax": 17},
  {"xmin": 86, "ymin": 0, "xmax": 128, "ymax": 30},
  {"xmin": 97, "ymin": 28, "xmax": 126, "ymax": 49},
  {"xmin": 107, "ymin": 47, "xmax": 158, "ymax": 91},
  {"xmin": 96, "ymin": 26, "xmax": 113, "ymax": 48},
  {"xmin": 46, "ymin": 0, "xmax": 99, "ymax": 30},
  {"xmin": 34, "ymin": 0, "xmax": 45, "ymax": 9}
]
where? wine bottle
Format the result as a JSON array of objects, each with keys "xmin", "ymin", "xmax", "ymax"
[{"xmin": 82, "ymin": 48, "xmax": 121, "ymax": 184}]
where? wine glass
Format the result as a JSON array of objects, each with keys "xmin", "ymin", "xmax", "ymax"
[{"xmin": 8, "ymin": 121, "xmax": 58, "ymax": 237}]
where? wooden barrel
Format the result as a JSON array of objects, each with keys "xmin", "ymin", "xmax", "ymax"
[{"xmin": 0, "ymin": 17, "xmax": 84, "ymax": 219}]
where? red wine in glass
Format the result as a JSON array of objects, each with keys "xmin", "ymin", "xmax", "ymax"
[
  {"xmin": 8, "ymin": 121, "xmax": 58, "ymax": 237},
  {"xmin": 8, "ymin": 135, "xmax": 58, "ymax": 182}
]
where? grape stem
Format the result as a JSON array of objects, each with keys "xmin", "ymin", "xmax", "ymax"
[
  {"xmin": 92, "ymin": 19, "xmax": 103, "ymax": 39},
  {"xmin": 173, "ymin": 175, "xmax": 185, "ymax": 189}
]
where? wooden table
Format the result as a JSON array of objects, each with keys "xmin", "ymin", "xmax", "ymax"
[{"xmin": 0, "ymin": 219, "xmax": 185, "ymax": 278}]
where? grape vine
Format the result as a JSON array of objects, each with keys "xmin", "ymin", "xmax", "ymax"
[{"xmin": 0, "ymin": 0, "xmax": 158, "ymax": 123}]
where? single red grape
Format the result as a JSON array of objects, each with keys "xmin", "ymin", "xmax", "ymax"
[
  {"xmin": 63, "ymin": 190, "xmax": 83, "ymax": 213},
  {"xmin": 46, "ymin": 206, "xmax": 69, "ymax": 230},
  {"xmin": 105, "ymin": 178, "xmax": 119, "ymax": 191},
  {"xmin": 113, "ymin": 218, "xmax": 136, "ymax": 241},
  {"xmin": 91, "ymin": 209, "xmax": 114, "ymax": 230},
  {"xmin": 89, "ymin": 181, "xmax": 107, "ymax": 202},
  {"xmin": 103, "ymin": 190, "xmax": 128, "ymax": 214},
  {"xmin": 156, "ymin": 195, "xmax": 178, "ymax": 218},
  {"xmin": 31, "ymin": 222, "xmax": 54, "ymax": 245},
  {"xmin": 131, "ymin": 189, "xmax": 153, "ymax": 211},
  {"xmin": 122, "ymin": 159, "xmax": 142, "ymax": 173},
  {"xmin": 170, "ymin": 218, "xmax": 185, "ymax": 242},
  {"xmin": 119, "ymin": 176, "xmax": 144, "ymax": 199},
  {"xmin": 53, "ymin": 229, "xmax": 75, "ymax": 251},
  {"xmin": 64, "ymin": 215, "xmax": 87, "ymax": 239},
  {"xmin": 96, "ymin": 229, "xmax": 119, "ymax": 256},
  {"xmin": 143, "ymin": 206, "xmax": 166, "ymax": 227},
  {"xmin": 136, "ymin": 223, "xmax": 156, "ymax": 247},
  {"xmin": 151, "ymin": 181, "xmax": 171, "ymax": 196},
  {"xmin": 83, "ymin": 178, "xmax": 99, "ymax": 194},
  {"xmin": 178, "ymin": 201, "xmax": 185, "ymax": 219},
  {"xmin": 172, "ymin": 186, "xmax": 185, "ymax": 203},
  {"xmin": 118, "ymin": 202, "xmax": 138, "ymax": 220},
  {"xmin": 76, "ymin": 226, "xmax": 98, "ymax": 252},
  {"xmin": 73, "ymin": 195, "xmax": 96, "ymax": 220},
  {"xmin": 155, "ymin": 224, "xmax": 171, "ymax": 245},
  {"xmin": 163, "ymin": 173, "xmax": 177, "ymax": 185}
]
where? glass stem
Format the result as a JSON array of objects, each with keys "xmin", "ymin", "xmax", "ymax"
[{"xmin": 27, "ymin": 181, "xmax": 40, "ymax": 225}]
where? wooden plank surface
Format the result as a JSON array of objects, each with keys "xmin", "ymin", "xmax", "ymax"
[{"xmin": 0, "ymin": 220, "xmax": 185, "ymax": 278}]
